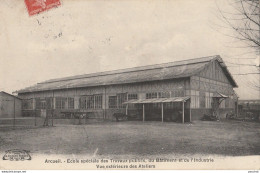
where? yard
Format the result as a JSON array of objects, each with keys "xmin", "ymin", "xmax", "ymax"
[{"xmin": 0, "ymin": 120, "xmax": 259, "ymax": 158}]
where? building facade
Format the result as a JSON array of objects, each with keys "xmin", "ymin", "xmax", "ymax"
[
  {"xmin": 0, "ymin": 91, "xmax": 22, "ymax": 118},
  {"xmin": 17, "ymin": 55, "xmax": 238, "ymax": 121}
]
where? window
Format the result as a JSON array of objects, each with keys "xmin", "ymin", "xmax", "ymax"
[
  {"xmin": 41, "ymin": 101, "xmax": 46, "ymax": 109},
  {"xmin": 46, "ymin": 97, "xmax": 53, "ymax": 109},
  {"xmin": 205, "ymin": 92, "xmax": 213, "ymax": 108},
  {"xmin": 108, "ymin": 93, "xmax": 128, "ymax": 109},
  {"xmin": 128, "ymin": 93, "xmax": 138, "ymax": 100},
  {"xmin": 146, "ymin": 92, "xmax": 171, "ymax": 99},
  {"xmin": 200, "ymin": 91, "xmax": 205, "ymax": 108},
  {"xmin": 117, "ymin": 93, "xmax": 127, "ymax": 108},
  {"xmin": 127, "ymin": 93, "xmax": 138, "ymax": 108},
  {"xmin": 158, "ymin": 92, "xmax": 170, "ymax": 98},
  {"xmin": 80, "ymin": 97, "xmax": 86, "ymax": 109},
  {"xmin": 86, "ymin": 95, "xmax": 94, "ymax": 109},
  {"xmin": 55, "ymin": 97, "xmax": 66, "ymax": 109},
  {"xmin": 191, "ymin": 90, "xmax": 200, "ymax": 108},
  {"xmin": 35, "ymin": 98, "xmax": 53, "ymax": 109},
  {"xmin": 68, "ymin": 98, "xmax": 74, "ymax": 109},
  {"xmin": 36, "ymin": 98, "xmax": 46, "ymax": 109},
  {"xmin": 146, "ymin": 92, "xmax": 157, "ymax": 99},
  {"xmin": 94, "ymin": 95, "xmax": 102, "ymax": 109},
  {"xmin": 109, "ymin": 96, "xmax": 117, "ymax": 108},
  {"xmin": 80, "ymin": 95, "xmax": 102, "ymax": 109},
  {"xmin": 22, "ymin": 99, "xmax": 33, "ymax": 110}
]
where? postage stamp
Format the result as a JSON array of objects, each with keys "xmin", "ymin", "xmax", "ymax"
[{"xmin": 24, "ymin": 0, "xmax": 61, "ymax": 16}]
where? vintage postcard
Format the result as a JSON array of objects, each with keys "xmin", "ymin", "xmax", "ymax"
[{"xmin": 0, "ymin": 0, "xmax": 259, "ymax": 171}]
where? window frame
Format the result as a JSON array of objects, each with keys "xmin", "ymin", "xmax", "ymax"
[
  {"xmin": 146, "ymin": 92, "xmax": 157, "ymax": 99},
  {"xmin": 86, "ymin": 95, "xmax": 94, "ymax": 109},
  {"xmin": 55, "ymin": 97, "xmax": 66, "ymax": 110},
  {"xmin": 94, "ymin": 94, "xmax": 102, "ymax": 109},
  {"xmin": 22, "ymin": 99, "xmax": 33, "ymax": 110},
  {"xmin": 108, "ymin": 96, "xmax": 117, "ymax": 109},
  {"xmin": 128, "ymin": 93, "xmax": 138, "ymax": 100},
  {"xmin": 190, "ymin": 90, "xmax": 200, "ymax": 108},
  {"xmin": 68, "ymin": 97, "xmax": 74, "ymax": 109}
]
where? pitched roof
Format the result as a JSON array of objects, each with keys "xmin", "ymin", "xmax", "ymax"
[
  {"xmin": 16, "ymin": 55, "xmax": 237, "ymax": 93},
  {"xmin": 0, "ymin": 91, "xmax": 21, "ymax": 100}
]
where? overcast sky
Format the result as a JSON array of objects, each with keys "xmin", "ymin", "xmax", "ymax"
[{"xmin": 0, "ymin": 0, "xmax": 259, "ymax": 99}]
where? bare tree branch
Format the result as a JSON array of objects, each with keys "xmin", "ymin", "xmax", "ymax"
[{"xmin": 216, "ymin": 0, "xmax": 260, "ymax": 49}]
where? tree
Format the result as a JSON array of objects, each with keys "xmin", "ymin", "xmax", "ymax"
[
  {"xmin": 217, "ymin": 0, "xmax": 259, "ymax": 50},
  {"xmin": 217, "ymin": 0, "xmax": 260, "ymax": 93}
]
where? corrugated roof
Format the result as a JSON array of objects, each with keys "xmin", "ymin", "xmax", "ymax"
[
  {"xmin": 212, "ymin": 92, "xmax": 229, "ymax": 98},
  {"xmin": 41, "ymin": 55, "xmax": 217, "ymax": 84},
  {"xmin": 123, "ymin": 97, "xmax": 190, "ymax": 104},
  {"xmin": 16, "ymin": 55, "xmax": 237, "ymax": 93}
]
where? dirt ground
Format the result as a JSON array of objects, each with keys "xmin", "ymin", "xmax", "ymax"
[{"xmin": 0, "ymin": 120, "xmax": 259, "ymax": 157}]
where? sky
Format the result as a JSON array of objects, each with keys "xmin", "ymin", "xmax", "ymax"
[{"xmin": 0, "ymin": 0, "xmax": 259, "ymax": 99}]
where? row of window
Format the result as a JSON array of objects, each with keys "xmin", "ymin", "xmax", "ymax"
[
  {"xmin": 190, "ymin": 91, "xmax": 233, "ymax": 109},
  {"xmin": 107, "ymin": 91, "xmax": 184, "ymax": 109},
  {"xmin": 22, "ymin": 90, "xmax": 234, "ymax": 110},
  {"xmin": 23, "ymin": 93, "xmax": 137, "ymax": 110},
  {"xmin": 107, "ymin": 91, "xmax": 185, "ymax": 109},
  {"xmin": 146, "ymin": 91, "xmax": 184, "ymax": 99},
  {"xmin": 22, "ymin": 97, "xmax": 73, "ymax": 110}
]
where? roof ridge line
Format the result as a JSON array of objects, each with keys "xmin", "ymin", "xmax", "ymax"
[
  {"xmin": 39, "ymin": 55, "xmax": 219, "ymax": 84},
  {"xmin": 188, "ymin": 55, "xmax": 220, "ymax": 78}
]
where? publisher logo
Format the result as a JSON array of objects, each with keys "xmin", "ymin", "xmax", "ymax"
[{"xmin": 3, "ymin": 149, "xmax": 31, "ymax": 161}]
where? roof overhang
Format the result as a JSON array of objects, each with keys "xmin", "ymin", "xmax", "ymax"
[
  {"xmin": 123, "ymin": 96, "xmax": 190, "ymax": 104},
  {"xmin": 212, "ymin": 92, "xmax": 228, "ymax": 98},
  {"xmin": 215, "ymin": 56, "xmax": 238, "ymax": 88}
]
